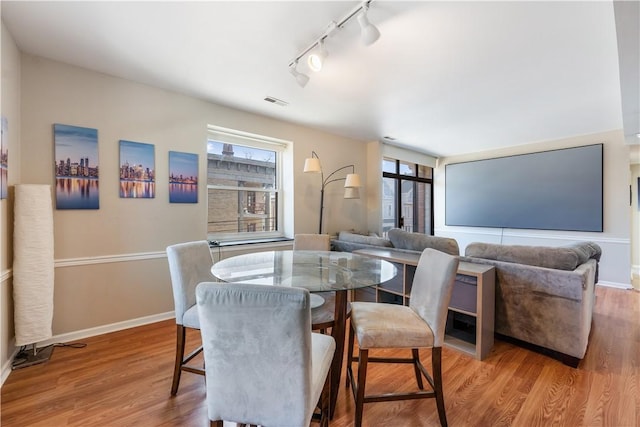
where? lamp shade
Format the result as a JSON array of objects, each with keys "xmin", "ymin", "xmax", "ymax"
[
  {"xmin": 344, "ymin": 187, "xmax": 360, "ymax": 199},
  {"xmin": 344, "ymin": 173, "xmax": 362, "ymax": 188},
  {"xmin": 304, "ymin": 157, "xmax": 322, "ymax": 173},
  {"xmin": 13, "ymin": 184, "xmax": 54, "ymax": 346}
]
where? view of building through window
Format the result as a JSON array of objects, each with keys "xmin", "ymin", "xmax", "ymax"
[
  {"xmin": 382, "ymin": 157, "xmax": 433, "ymax": 237},
  {"xmin": 207, "ymin": 140, "xmax": 279, "ymax": 238}
]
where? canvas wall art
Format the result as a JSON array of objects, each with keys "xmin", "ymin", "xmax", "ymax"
[
  {"xmin": 119, "ymin": 140, "xmax": 155, "ymax": 198},
  {"xmin": 169, "ymin": 151, "xmax": 198, "ymax": 203},
  {"xmin": 54, "ymin": 124, "xmax": 99, "ymax": 209},
  {"xmin": 1, "ymin": 117, "xmax": 8, "ymax": 200}
]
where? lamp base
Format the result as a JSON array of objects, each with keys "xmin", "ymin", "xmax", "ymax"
[{"xmin": 12, "ymin": 345, "xmax": 54, "ymax": 370}]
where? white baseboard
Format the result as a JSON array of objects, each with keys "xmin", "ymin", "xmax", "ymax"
[
  {"xmin": 596, "ymin": 281, "xmax": 633, "ymax": 290},
  {"xmin": 39, "ymin": 311, "xmax": 175, "ymax": 347},
  {"xmin": 1, "ymin": 311, "xmax": 175, "ymax": 387},
  {"xmin": 1, "ymin": 341, "xmax": 18, "ymax": 386}
]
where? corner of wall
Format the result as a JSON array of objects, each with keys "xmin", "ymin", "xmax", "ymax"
[{"xmin": 1, "ymin": 19, "xmax": 23, "ymax": 385}]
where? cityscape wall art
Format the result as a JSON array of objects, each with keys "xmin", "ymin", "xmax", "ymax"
[
  {"xmin": 119, "ymin": 140, "xmax": 155, "ymax": 198},
  {"xmin": 54, "ymin": 124, "xmax": 99, "ymax": 209},
  {"xmin": 169, "ymin": 151, "xmax": 198, "ymax": 203}
]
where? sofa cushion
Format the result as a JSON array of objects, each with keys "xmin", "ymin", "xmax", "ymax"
[
  {"xmin": 464, "ymin": 242, "xmax": 600, "ymax": 271},
  {"xmin": 564, "ymin": 242, "xmax": 602, "ymax": 264},
  {"xmin": 387, "ymin": 228, "xmax": 460, "ymax": 256},
  {"xmin": 337, "ymin": 231, "xmax": 393, "ymax": 248}
]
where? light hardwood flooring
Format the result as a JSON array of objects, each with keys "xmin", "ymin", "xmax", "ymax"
[{"xmin": 1, "ymin": 286, "xmax": 639, "ymax": 426}]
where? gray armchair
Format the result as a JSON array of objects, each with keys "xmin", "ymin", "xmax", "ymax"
[{"xmin": 196, "ymin": 282, "xmax": 335, "ymax": 426}]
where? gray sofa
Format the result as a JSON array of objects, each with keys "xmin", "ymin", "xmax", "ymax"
[
  {"xmin": 462, "ymin": 241, "xmax": 601, "ymax": 367},
  {"xmin": 331, "ymin": 228, "xmax": 460, "ymax": 256}
]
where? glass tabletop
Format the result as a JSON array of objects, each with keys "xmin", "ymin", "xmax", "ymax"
[{"xmin": 211, "ymin": 250, "xmax": 397, "ymax": 292}]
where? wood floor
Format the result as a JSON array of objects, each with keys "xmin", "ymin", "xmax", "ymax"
[{"xmin": 2, "ymin": 286, "xmax": 638, "ymax": 427}]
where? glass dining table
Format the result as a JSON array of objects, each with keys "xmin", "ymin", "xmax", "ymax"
[{"xmin": 211, "ymin": 249, "xmax": 397, "ymax": 417}]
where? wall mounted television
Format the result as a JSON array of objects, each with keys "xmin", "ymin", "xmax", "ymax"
[{"xmin": 445, "ymin": 144, "xmax": 603, "ymax": 232}]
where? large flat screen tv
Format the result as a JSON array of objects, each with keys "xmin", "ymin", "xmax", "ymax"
[{"xmin": 445, "ymin": 144, "xmax": 603, "ymax": 232}]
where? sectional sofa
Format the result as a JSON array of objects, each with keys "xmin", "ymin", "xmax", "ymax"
[
  {"xmin": 462, "ymin": 241, "xmax": 601, "ymax": 366},
  {"xmin": 333, "ymin": 229, "xmax": 602, "ymax": 366},
  {"xmin": 331, "ymin": 228, "xmax": 460, "ymax": 256}
]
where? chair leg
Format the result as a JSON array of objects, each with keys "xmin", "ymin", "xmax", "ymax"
[
  {"xmin": 432, "ymin": 347, "xmax": 447, "ymax": 427},
  {"xmin": 319, "ymin": 367, "xmax": 331, "ymax": 427},
  {"xmin": 354, "ymin": 348, "xmax": 369, "ymax": 427},
  {"xmin": 412, "ymin": 348, "xmax": 425, "ymax": 389},
  {"xmin": 171, "ymin": 325, "xmax": 186, "ymax": 396},
  {"xmin": 210, "ymin": 420, "xmax": 223, "ymax": 427},
  {"xmin": 346, "ymin": 324, "xmax": 356, "ymax": 388}
]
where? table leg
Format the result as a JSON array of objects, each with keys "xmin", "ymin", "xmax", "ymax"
[{"xmin": 329, "ymin": 290, "xmax": 348, "ymax": 419}]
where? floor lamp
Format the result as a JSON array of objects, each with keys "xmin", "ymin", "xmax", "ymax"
[
  {"xmin": 12, "ymin": 184, "xmax": 55, "ymax": 369},
  {"xmin": 303, "ymin": 151, "xmax": 362, "ymax": 234}
]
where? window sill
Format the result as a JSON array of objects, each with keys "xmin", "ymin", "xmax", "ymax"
[{"xmin": 209, "ymin": 237, "xmax": 293, "ymax": 248}]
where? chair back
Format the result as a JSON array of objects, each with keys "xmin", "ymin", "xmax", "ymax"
[
  {"xmin": 293, "ymin": 233, "xmax": 331, "ymax": 251},
  {"xmin": 196, "ymin": 282, "xmax": 314, "ymax": 426},
  {"xmin": 166, "ymin": 241, "xmax": 215, "ymax": 324},
  {"xmin": 409, "ymin": 248, "xmax": 459, "ymax": 347}
]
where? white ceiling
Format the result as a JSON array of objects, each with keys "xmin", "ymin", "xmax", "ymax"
[{"xmin": 1, "ymin": 1, "xmax": 637, "ymax": 158}]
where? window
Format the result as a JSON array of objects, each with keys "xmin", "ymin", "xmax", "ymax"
[
  {"xmin": 207, "ymin": 126, "xmax": 287, "ymax": 241},
  {"xmin": 382, "ymin": 157, "xmax": 433, "ymax": 237}
]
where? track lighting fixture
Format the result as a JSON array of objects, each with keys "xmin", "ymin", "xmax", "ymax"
[
  {"xmin": 308, "ymin": 40, "xmax": 328, "ymax": 72},
  {"xmin": 289, "ymin": 61, "xmax": 310, "ymax": 87},
  {"xmin": 357, "ymin": 4, "xmax": 380, "ymax": 46},
  {"xmin": 288, "ymin": 0, "xmax": 380, "ymax": 87}
]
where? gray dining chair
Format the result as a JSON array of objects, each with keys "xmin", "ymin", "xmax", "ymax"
[
  {"xmin": 196, "ymin": 282, "xmax": 335, "ymax": 427},
  {"xmin": 166, "ymin": 240, "xmax": 215, "ymax": 395},
  {"xmin": 293, "ymin": 234, "xmax": 343, "ymax": 333},
  {"xmin": 346, "ymin": 248, "xmax": 459, "ymax": 427}
]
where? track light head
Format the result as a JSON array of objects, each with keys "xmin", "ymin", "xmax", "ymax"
[
  {"xmin": 289, "ymin": 62, "xmax": 310, "ymax": 87},
  {"xmin": 308, "ymin": 40, "xmax": 328, "ymax": 72},
  {"xmin": 357, "ymin": 6, "xmax": 380, "ymax": 46}
]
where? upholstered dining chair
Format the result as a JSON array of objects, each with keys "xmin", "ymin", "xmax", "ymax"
[
  {"xmin": 346, "ymin": 248, "xmax": 459, "ymax": 427},
  {"xmin": 196, "ymin": 282, "xmax": 336, "ymax": 427},
  {"xmin": 166, "ymin": 240, "xmax": 215, "ymax": 396},
  {"xmin": 293, "ymin": 234, "xmax": 342, "ymax": 333}
]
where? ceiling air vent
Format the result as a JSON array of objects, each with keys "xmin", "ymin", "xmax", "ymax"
[{"xmin": 264, "ymin": 96, "xmax": 288, "ymax": 107}]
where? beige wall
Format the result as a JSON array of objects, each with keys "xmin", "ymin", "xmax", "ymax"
[
  {"xmin": 435, "ymin": 131, "xmax": 632, "ymax": 287},
  {"xmin": 1, "ymin": 22, "xmax": 21, "ymax": 381},
  {"xmin": 1, "ymin": 51, "xmax": 369, "ymax": 381}
]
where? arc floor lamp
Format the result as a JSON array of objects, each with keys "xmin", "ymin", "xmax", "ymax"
[{"xmin": 304, "ymin": 151, "xmax": 362, "ymax": 234}]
